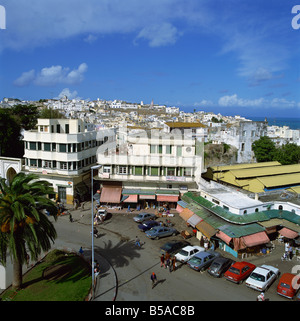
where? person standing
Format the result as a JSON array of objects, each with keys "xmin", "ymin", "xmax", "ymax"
[
  {"xmin": 165, "ymin": 251, "xmax": 170, "ymax": 267},
  {"xmin": 135, "ymin": 236, "xmax": 141, "ymax": 247},
  {"xmin": 160, "ymin": 254, "xmax": 166, "ymax": 268},
  {"xmin": 172, "ymin": 256, "xmax": 176, "ymax": 272}
]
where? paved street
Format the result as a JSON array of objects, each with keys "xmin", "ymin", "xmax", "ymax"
[{"xmin": 53, "ymin": 202, "xmax": 299, "ymax": 301}]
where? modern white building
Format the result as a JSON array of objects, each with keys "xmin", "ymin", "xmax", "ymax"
[
  {"xmin": 95, "ymin": 125, "xmax": 204, "ymax": 208},
  {"xmin": 23, "ymin": 118, "xmax": 101, "ymax": 204}
]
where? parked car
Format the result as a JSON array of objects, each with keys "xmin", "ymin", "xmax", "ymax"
[
  {"xmin": 138, "ymin": 220, "xmax": 160, "ymax": 232},
  {"xmin": 174, "ymin": 245, "xmax": 204, "ymax": 263},
  {"xmin": 277, "ymin": 273, "xmax": 300, "ymax": 299},
  {"xmin": 224, "ymin": 261, "xmax": 256, "ymax": 284},
  {"xmin": 145, "ymin": 226, "xmax": 177, "ymax": 239},
  {"xmin": 207, "ymin": 257, "xmax": 235, "ymax": 278},
  {"xmin": 160, "ymin": 240, "xmax": 190, "ymax": 254},
  {"xmin": 133, "ymin": 212, "xmax": 156, "ymax": 223},
  {"xmin": 245, "ymin": 265, "xmax": 280, "ymax": 291},
  {"xmin": 187, "ymin": 250, "xmax": 221, "ymax": 272}
]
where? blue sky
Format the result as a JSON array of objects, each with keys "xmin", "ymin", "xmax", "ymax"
[{"xmin": 0, "ymin": 0, "xmax": 299, "ymax": 118}]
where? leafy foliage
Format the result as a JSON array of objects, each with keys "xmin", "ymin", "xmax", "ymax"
[
  {"xmin": 251, "ymin": 136, "xmax": 277, "ymax": 162},
  {"xmin": 0, "ymin": 173, "xmax": 58, "ymax": 289},
  {"xmin": 252, "ymin": 137, "xmax": 300, "ymax": 165}
]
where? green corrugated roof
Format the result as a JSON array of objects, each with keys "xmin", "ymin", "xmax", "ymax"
[{"xmin": 181, "ymin": 192, "xmax": 300, "ymax": 236}]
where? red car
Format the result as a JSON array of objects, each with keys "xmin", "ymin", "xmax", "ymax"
[
  {"xmin": 224, "ymin": 261, "xmax": 256, "ymax": 284},
  {"xmin": 277, "ymin": 273, "xmax": 300, "ymax": 299}
]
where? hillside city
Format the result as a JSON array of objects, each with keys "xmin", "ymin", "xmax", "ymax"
[{"xmin": 0, "ymin": 96, "xmax": 300, "ymax": 301}]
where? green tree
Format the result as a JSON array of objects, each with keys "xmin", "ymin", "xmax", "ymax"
[
  {"xmin": 274, "ymin": 143, "xmax": 300, "ymax": 165},
  {"xmin": 252, "ymin": 136, "xmax": 277, "ymax": 162},
  {"xmin": 10, "ymin": 104, "xmax": 39, "ymax": 130},
  {"xmin": 0, "ymin": 109, "xmax": 24, "ymax": 158},
  {"xmin": 0, "ymin": 173, "xmax": 58, "ymax": 289},
  {"xmin": 39, "ymin": 107, "xmax": 65, "ymax": 119}
]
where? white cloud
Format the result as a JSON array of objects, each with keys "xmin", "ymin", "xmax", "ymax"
[
  {"xmin": 56, "ymin": 88, "xmax": 80, "ymax": 100},
  {"xmin": 13, "ymin": 69, "xmax": 36, "ymax": 87},
  {"xmin": 14, "ymin": 63, "xmax": 88, "ymax": 87},
  {"xmin": 218, "ymin": 94, "xmax": 299, "ymax": 109},
  {"xmin": 135, "ymin": 22, "xmax": 181, "ymax": 47}
]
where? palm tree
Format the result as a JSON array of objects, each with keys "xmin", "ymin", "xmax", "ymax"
[{"xmin": 0, "ymin": 172, "xmax": 58, "ymax": 289}]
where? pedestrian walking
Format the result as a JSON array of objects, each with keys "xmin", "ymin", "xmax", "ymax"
[
  {"xmin": 79, "ymin": 246, "xmax": 84, "ymax": 256},
  {"xmin": 135, "ymin": 236, "xmax": 141, "ymax": 247},
  {"xmin": 151, "ymin": 272, "xmax": 157, "ymax": 289},
  {"xmin": 69, "ymin": 214, "xmax": 73, "ymax": 222},
  {"xmin": 160, "ymin": 254, "xmax": 166, "ymax": 268}
]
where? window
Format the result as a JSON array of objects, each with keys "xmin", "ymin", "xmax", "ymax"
[
  {"xmin": 44, "ymin": 161, "xmax": 52, "ymax": 168},
  {"xmin": 52, "ymin": 143, "xmax": 56, "ymax": 151},
  {"xmin": 56, "ymin": 124, "xmax": 61, "ymax": 133},
  {"xmin": 150, "ymin": 167, "xmax": 159, "ymax": 176},
  {"xmin": 158, "ymin": 145, "xmax": 162, "ymax": 154},
  {"xmin": 59, "ymin": 144, "xmax": 67, "ymax": 153},
  {"xmin": 166, "ymin": 145, "xmax": 172, "ymax": 154},
  {"xmin": 167, "ymin": 167, "xmax": 175, "ymax": 176},
  {"xmin": 150, "ymin": 145, "xmax": 156, "ymax": 154},
  {"xmin": 60, "ymin": 162, "xmax": 67, "ymax": 170},
  {"xmin": 167, "ymin": 184, "xmax": 172, "ymax": 189},
  {"xmin": 65, "ymin": 124, "xmax": 69, "ymax": 134},
  {"xmin": 29, "ymin": 142, "xmax": 37, "ymax": 150},
  {"xmin": 177, "ymin": 146, "xmax": 182, "ymax": 156},
  {"xmin": 119, "ymin": 166, "xmax": 127, "ymax": 174},
  {"xmin": 184, "ymin": 167, "xmax": 192, "ymax": 177},
  {"xmin": 38, "ymin": 142, "xmax": 42, "ymax": 150},
  {"xmin": 103, "ymin": 166, "xmax": 111, "ymax": 173},
  {"xmin": 44, "ymin": 143, "xmax": 51, "ymax": 151},
  {"xmin": 134, "ymin": 166, "xmax": 143, "ymax": 175},
  {"xmin": 30, "ymin": 159, "xmax": 37, "ymax": 167}
]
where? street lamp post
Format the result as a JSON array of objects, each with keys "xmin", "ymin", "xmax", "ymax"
[{"xmin": 91, "ymin": 164, "xmax": 102, "ymax": 299}]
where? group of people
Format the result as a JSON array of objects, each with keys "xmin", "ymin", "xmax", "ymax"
[{"xmin": 160, "ymin": 252, "xmax": 177, "ymax": 272}]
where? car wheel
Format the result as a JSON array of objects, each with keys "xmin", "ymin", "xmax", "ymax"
[
  {"xmin": 172, "ymin": 232, "xmax": 176, "ymax": 236},
  {"xmin": 155, "ymin": 236, "xmax": 159, "ymax": 240}
]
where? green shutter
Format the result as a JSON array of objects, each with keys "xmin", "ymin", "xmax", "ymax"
[
  {"xmin": 135, "ymin": 166, "xmax": 143, "ymax": 175},
  {"xmin": 151, "ymin": 167, "xmax": 159, "ymax": 176}
]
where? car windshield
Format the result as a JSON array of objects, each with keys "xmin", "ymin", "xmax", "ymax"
[
  {"xmin": 228, "ymin": 267, "xmax": 240, "ymax": 275},
  {"xmin": 210, "ymin": 262, "xmax": 220, "ymax": 268},
  {"xmin": 178, "ymin": 250, "xmax": 188, "ymax": 256},
  {"xmin": 137, "ymin": 214, "xmax": 143, "ymax": 218},
  {"xmin": 164, "ymin": 244, "xmax": 172, "ymax": 250},
  {"xmin": 189, "ymin": 257, "xmax": 201, "ymax": 264},
  {"xmin": 250, "ymin": 272, "xmax": 265, "ymax": 282}
]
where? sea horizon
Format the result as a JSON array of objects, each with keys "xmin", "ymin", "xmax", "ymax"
[{"xmin": 250, "ymin": 117, "xmax": 300, "ymax": 130}]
